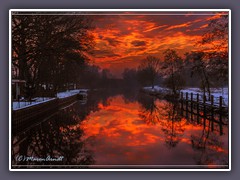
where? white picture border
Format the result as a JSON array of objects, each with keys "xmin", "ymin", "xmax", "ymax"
[{"xmin": 9, "ymin": 9, "xmax": 231, "ymax": 171}]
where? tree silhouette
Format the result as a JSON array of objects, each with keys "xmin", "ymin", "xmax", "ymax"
[
  {"xmin": 201, "ymin": 15, "xmax": 228, "ymax": 53},
  {"xmin": 12, "ymin": 14, "xmax": 94, "ymax": 97},
  {"xmin": 122, "ymin": 68, "xmax": 140, "ymax": 88},
  {"xmin": 162, "ymin": 49, "xmax": 185, "ymax": 95},
  {"xmin": 201, "ymin": 15, "xmax": 229, "ymax": 92},
  {"xmin": 186, "ymin": 51, "xmax": 212, "ymax": 99},
  {"xmin": 138, "ymin": 56, "xmax": 161, "ymax": 89}
]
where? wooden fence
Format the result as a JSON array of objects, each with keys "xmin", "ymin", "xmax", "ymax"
[
  {"xmin": 180, "ymin": 92, "xmax": 228, "ymax": 129},
  {"xmin": 180, "ymin": 92, "xmax": 228, "ymax": 112}
]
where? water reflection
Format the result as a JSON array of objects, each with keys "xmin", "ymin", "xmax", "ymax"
[
  {"xmin": 190, "ymin": 119, "xmax": 228, "ymax": 166},
  {"xmin": 138, "ymin": 94, "xmax": 228, "ymax": 166},
  {"xmin": 12, "ymin": 102, "xmax": 96, "ymax": 168},
  {"xmin": 12, "ymin": 89, "xmax": 229, "ymax": 168},
  {"xmin": 159, "ymin": 102, "xmax": 186, "ymax": 149},
  {"xmin": 138, "ymin": 96, "xmax": 161, "ymax": 125},
  {"xmin": 138, "ymin": 96, "xmax": 186, "ymax": 149}
]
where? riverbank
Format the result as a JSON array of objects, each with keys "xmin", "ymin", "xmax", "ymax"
[
  {"xmin": 142, "ymin": 86, "xmax": 229, "ymax": 106},
  {"xmin": 12, "ymin": 90, "xmax": 87, "ymax": 135},
  {"xmin": 12, "ymin": 89, "xmax": 88, "ymax": 110}
]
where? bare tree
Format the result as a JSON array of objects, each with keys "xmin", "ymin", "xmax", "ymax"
[
  {"xmin": 162, "ymin": 49, "xmax": 185, "ymax": 95},
  {"xmin": 201, "ymin": 15, "xmax": 228, "ymax": 53},
  {"xmin": 186, "ymin": 51, "xmax": 211, "ymax": 99},
  {"xmin": 12, "ymin": 13, "xmax": 94, "ymax": 98},
  {"xmin": 200, "ymin": 15, "xmax": 229, "ymax": 93},
  {"xmin": 138, "ymin": 56, "xmax": 161, "ymax": 89}
]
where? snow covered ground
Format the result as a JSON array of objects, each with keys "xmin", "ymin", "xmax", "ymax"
[
  {"xmin": 13, "ymin": 89, "xmax": 89, "ymax": 110},
  {"xmin": 57, "ymin": 89, "xmax": 88, "ymax": 99},
  {"xmin": 143, "ymin": 86, "xmax": 171, "ymax": 94},
  {"xmin": 181, "ymin": 87, "xmax": 228, "ymax": 106},
  {"xmin": 143, "ymin": 86, "xmax": 229, "ymax": 107},
  {"xmin": 12, "ymin": 97, "xmax": 56, "ymax": 110}
]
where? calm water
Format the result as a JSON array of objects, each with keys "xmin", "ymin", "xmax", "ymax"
[{"xmin": 12, "ymin": 89, "xmax": 229, "ymax": 169}]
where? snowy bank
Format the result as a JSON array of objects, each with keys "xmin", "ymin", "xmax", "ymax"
[
  {"xmin": 142, "ymin": 86, "xmax": 229, "ymax": 106},
  {"xmin": 13, "ymin": 98, "xmax": 56, "ymax": 110},
  {"xmin": 13, "ymin": 89, "xmax": 89, "ymax": 110},
  {"xmin": 142, "ymin": 86, "xmax": 170, "ymax": 94},
  {"xmin": 57, "ymin": 89, "xmax": 88, "ymax": 99},
  {"xmin": 180, "ymin": 88, "xmax": 228, "ymax": 106}
]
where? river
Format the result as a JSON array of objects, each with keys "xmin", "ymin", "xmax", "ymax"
[{"xmin": 11, "ymin": 89, "xmax": 229, "ymax": 169}]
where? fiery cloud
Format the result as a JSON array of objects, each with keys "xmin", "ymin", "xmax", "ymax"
[{"xmin": 89, "ymin": 12, "xmax": 228, "ymax": 77}]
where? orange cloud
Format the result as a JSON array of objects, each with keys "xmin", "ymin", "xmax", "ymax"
[
  {"xmin": 89, "ymin": 13, "xmax": 228, "ymax": 77},
  {"xmin": 165, "ymin": 22, "xmax": 192, "ymax": 30},
  {"xmin": 143, "ymin": 24, "xmax": 168, "ymax": 32}
]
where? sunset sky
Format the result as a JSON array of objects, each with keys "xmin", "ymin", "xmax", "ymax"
[{"xmin": 88, "ymin": 11, "xmax": 228, "ymax": 77}]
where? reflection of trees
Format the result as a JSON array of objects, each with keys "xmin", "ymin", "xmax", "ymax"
[
  {"xmin": 138, "ymin": 95, "xmax": 161, "ymax": 125},
  {"xmin": 90, "ymin": 89, "xmax": 124, "ymax": 107},
  {"xmin": 76, "ymin": 89, "xmax": 116, "ymax": 119},
  {"xmin": 160, "ymin": 102, "xmax": 185, "ymax": 149},
  {"xmin": 12, "ymin": 89, "xmax": 124, "ymax": 168},
  {"xmin": 123, "ymin": 88, "xmax": 139, "ymax": 104},
  {"xmin": 90, "ymin": 88, "xmax": 141, "ymax": 107},
  {"xmin": 12, "ymin": 103, "xmax": 95, "ymax": 167},
  {"xmin": 138, "ymin": 95, "xmax": 185, "ymax": 149},
  {"xmin": 191, "ymin": 119, "xmax": 228, "ymax": 166}
]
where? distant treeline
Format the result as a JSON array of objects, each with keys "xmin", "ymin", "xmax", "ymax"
[{"xmin": 122, "ymin": 49, "xmax": 228, "ymax": 97}]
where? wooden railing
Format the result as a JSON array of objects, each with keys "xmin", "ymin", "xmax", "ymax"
[{"xmin": 180, "ymin": 92, "xmax": 228, "ymax": 129}]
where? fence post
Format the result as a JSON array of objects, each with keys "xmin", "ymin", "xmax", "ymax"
[
  {"xmin": 186, "ymin": 92, "xmax": 188, "ymax": 118},
  {"xmin": 211, "ymin": 95, "xmax": 214, "ymax": 131},
  {"xmin": 219, "ymin": 96, "xmax": 223, "ymax": 135},
  {"xmin": 191, "ymin": 93, "xmax": 193, "ymax": 120},
  {"xmin": 219, "ymin": 96, "xmax": 223, "ymax": 113},
  {"xmin": 181, "ymin": 92, "xmax": 183, "ymax": 114}
]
